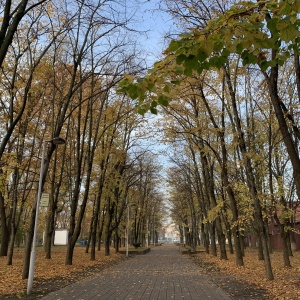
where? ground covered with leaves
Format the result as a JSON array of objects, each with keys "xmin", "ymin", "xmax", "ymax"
[
  {"xmin": 194, "ymin": 247, "xmax": 300, "ymax": 300},
  {"xmin": 1, "ymin": 246, "xmax": 300, "ymax": 299},
  {"xmin": 0, "ymin": 246, "xmax": 124, "ymax": 299}
]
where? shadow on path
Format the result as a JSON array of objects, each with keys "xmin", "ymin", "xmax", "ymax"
[{"xmin": 190, "ymin": 254, "xmax": 268, "ymax": 299}]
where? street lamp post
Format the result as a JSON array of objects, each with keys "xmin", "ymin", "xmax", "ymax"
[
  {"xmin": 146, "ymin": 219, "xmax": 149, "ymax": 248},
  {"xmin": 27, "ymin": 137, "xmax": 66, "ymax": 295},
  {"xmin": 126, "ymin": 205, "xmax": 129, "ymax": 257},
  {"xmin": 126, "ymin": 203, "xmax": 137, "ymax": 258}
]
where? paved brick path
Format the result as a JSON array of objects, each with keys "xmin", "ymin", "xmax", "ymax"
[{"xmin": 41, "ymin": 244, "xmax": 232, "ymax": 300}]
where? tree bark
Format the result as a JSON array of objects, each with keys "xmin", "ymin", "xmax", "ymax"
[
  {"xmin": 274, "ymin": 213, "xmax": 292, "ymax": 267},
  {"xmin": 264, "ymin": 56, "xmax": 300, "ymax": 206},
  {"xmin": 294, "ymin": 54, "xmax": 300, "ymax": 102},
  {"xmin": 0, "ymin": 191, "xmax": 10, "ymax": 256},
  {"xmin": 209, "ymin": 222, "xmax": 217, "ymax": 256}
]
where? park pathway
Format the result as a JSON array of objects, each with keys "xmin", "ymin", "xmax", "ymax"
[{"xmin": 41, "ymin": 244, "xmax": 232, "ymax": 300}]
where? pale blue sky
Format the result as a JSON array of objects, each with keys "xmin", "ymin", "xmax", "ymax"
[
  {"xmin": 130, "ymin": 0, "xmax": 176, "ymax": 65},
  {"xmin": 125, "ymin": 1, "xmax": 176, "ymax": 175}
]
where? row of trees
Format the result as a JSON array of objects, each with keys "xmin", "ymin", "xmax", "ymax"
[
  {"xmin": 0, "ymin": 0, "xmax": 165, "ymax": 281},
  {"xmin": 121, "ymin": 0, "xmax": 300, "ymax": 280}
]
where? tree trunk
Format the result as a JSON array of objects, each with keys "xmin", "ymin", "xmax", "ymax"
[
  {"xmin": 104, "ymin": 231, "xmax": 112, "ymax": 256},
  {"xmin": 210, "ymin": 222, "xmax": 217, "ymax": 256},
  {"xmin": 65, "ymin": 237, "xmax": 76, "ymax": 265},
  {"xmin": 114, "ymin": 231, "xmax": 120, "ymax": 253},
  {"xmin": 44, "ymin": 145, "xmax": 66, "ymax": 259},
  {"xmin": 97, "ymin": 212, "xmax": 105, "ymax": 251},
  {"xmin": 221, "ymin": 209, "xmax": 234, "ymax": 254},
  {"xmin": 90, "ymin": 213, "xmax": 97, "ymax": 260},
  {"xmin": 280, "ymin": 225, "xmax": 292, "ymax": 268},
  {"xmin": 265, "ymin": 64, "xmax": 300, "ymax": 205},
  {"xmin": 0, "ymin": 191, "xmax": 10, "ymax": 256},
  {"xmin": 287, "ymin": 233, "xmax": 293, "ymax": 257},
  {"xmin": 179, "ymin": 225, "xmax": 184, "ymax": 244},
  {"xmin": 190, "ymin": 205, "xmax": 197, "ymax": 253},
  {"xmin": 85, "ymin": 218, "xmax": 93, "ymax": 254},
  {"xmin": 239, "ymin": 234, "xmax": 245, "ymax": 257},
  {"xmin": 210, "ymin": 166, "xmax": 227, "ymax": 260},
  {"xmin": 225, "ymin": 67, "xmax": 274, "ymax": 280},
  {"xmin": 22, "ymin": 207, "xmax": 36, "ymax": 279},
  {"xmin": 257, "ymin": 235, "xmax": 264, "ymax": 261},
  {"xmin": 265, "ymin": 220, "xmax": 272, "ymax": 254},
  {"xmin": 203, "ymin": 223, "xmax": 210, "ymax": 253},
  {"xmin": 102, "ymin": 200, "xmax": 115, "ymax": 256},
  {"xmin": 200, "ymin": 83, "xmax": 243, "ymax": 265},
  {"xmin": 91, "ymin": 193, "xmax": 101, "ymax": 260},
  {"xmin": 44, "ymin": 206, "xmax": 56, "ymax": 259},
  {"xmin": 273, "ymin": 213, "xmax": 292, "ymax": 267},
  {"xmin": 200, "ymin": 145, "xmax": 227, "ymax": 260},
  {"xmin": 7, "ymin": 226, "xmax": 16, "ymax": 265},
  {"xmin": 294, "ymin": 54, "xmax": 300, "ymax": 101}
]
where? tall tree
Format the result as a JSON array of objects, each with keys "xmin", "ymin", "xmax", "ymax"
[{"xmin": 119, "ymin": 0, "xmax": 300, "ymax": 280}]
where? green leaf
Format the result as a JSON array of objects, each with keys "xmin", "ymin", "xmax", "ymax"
[
  {"xmin": 236, "ymin": 43, "xmax": 244, "ymax": 54},
  {"xmin": 208, "ymin": 56, "xmax": 219, "ymax": 67},
  {"xmin": 137, "ymin": 107, "xmax": 147, "ymax": 115},
  {"xmin": 278, "ymin": 2, "xmax": 292, "ymax": 15},
  {"xmin": 176, "ymin": 54, "xmax": 186, "ymax": 65},
  {"xmin": 151, "ymin": 101, "xmax": 157, "ymax": 107},
  {"xmin": 209, "ymin": 56, "xmax": 226, "ymax": 69},
  {"xmin": 241, "ymin": 50, "xmax": 258, "ymax": 65},
  {"xmin": 158, "ymin": 95, "xmax": 169, "ymax": 107},
  {"xmin": 183, "ymin": 55, "xmax": 198, "ymax": 74},
  {"xmin": 221, "ymin": 48, "xmax": 230, "ymax": 57},
  {"xmin": 201, "ymin": 61, "xmax": 210, "ymax": 70},
  {"xmin": 168, "ymin": 40, "xmax": 180, "ymax": 52},
  {"xmin": 267, "ymin": 18, "xmax": 279, "ymax": 33},
  {"xmin": 163, "ymin": 85, "xmax": 170, "ymax": 93},
  {"xmin": 197, "ymin": 51, "xmax": 208, "ymax": 62},
  {"xmin": 247, "ymin": 22, "xmax": 264, "ymax": 30},
  {"xmin": 291, "ymin": 1, "xmax": 300, "ymax": 12},
  {"xmin": 279, "ymin": 24, "xmax": 300, "ymax": 42},
  {"xmin": 150, "ymin": 106, "xmax": 158, "ymax": 114},
  {"xmin": 218, "ymin": 55, "xmax": 228, "ymax": 67},
  {"xmin": 213, "ymin": 41, "xmax": 224, "ymax": 52},
  {"xmin": 148, "ymin": 81, "xmax": 155, "ymax": 90},
  {"xmin": 196, "ymin": 66, "xmax": 203, "ymax": 75},
  {"xmin": 260, "ymin": 61, "xmax": 269, "ymax": 71},
  {"xmin": 127, "ymin": 85, "xmax": 139, "ymax": 100},
  {"xmin": 183, "ymin": 67, "xmax": 193, "ymax": 76},
  {"xmin": 171, "ymin": 80, "xmax": 180, "ymax": 85}
]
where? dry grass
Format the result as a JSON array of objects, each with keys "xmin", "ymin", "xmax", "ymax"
[{"xmin": 198, "ymin": 247, "xmax": 300, "ymax": 300}]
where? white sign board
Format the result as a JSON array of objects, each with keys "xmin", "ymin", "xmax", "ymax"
[
  {"xmin": 40, "ymin": 193, "xmax": 49, "ymax": 207},
  {"xmin": 54, "ymin": 229, "xmax": 68, "ymax": 245}
]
